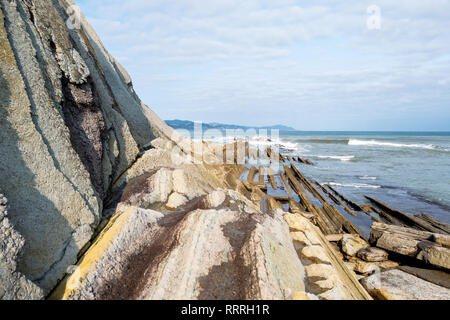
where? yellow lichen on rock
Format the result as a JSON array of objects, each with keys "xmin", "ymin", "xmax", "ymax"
[{"xmin": 50, "ymin": 207, "xmax": 135, "ymax": 300}]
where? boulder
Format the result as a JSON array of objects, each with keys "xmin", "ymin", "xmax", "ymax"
[
  {"xmin": 341, "ymin": 234, "xmax": 369, "ymax": 257},
  {"xmin": 205, "ymin": 190, "xmax": 226, "ymax": 208},
  {"xmin": 326, "ymin": 234, "xmax": 343, "ymax": 242},
  {"xmin": 344, "ymin": 262, "xmax": 356, "ymax": 272},
  {"xmin": 418, "ymin": 243, "xmax": 450, "ymax": 271},
  {"xmin": 166, "ymin": 193, "xmax": 188, "ymax": 210},
  {"xmin": 301, "ymin": 246, "xmax": 332, "ymax": 265},
  {"xmin": 357, "ymin": 247, "xmax": 389, "ymax": 262},
  {"xmin": 375, "ymin": 260, "xmax": 399, "ymax": 270},
  {"xmin": 0, "ymin": 0, "xmax": 176, "ymax": 295},
  {"xmin": 305, "ymin": 264, "xmax": 340, "ymax": 293},
  {"xmin": 360, "ymin": 269, "xmax": 450, "ymax": 300},
  {"xmin": 52, "ymin": 192, "xmax": 306, "ymax": 300},
  {"xmin": 354, "ymin": 261, "xmax": 378, "ymax": 275}
]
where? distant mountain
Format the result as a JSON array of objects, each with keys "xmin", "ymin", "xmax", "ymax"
[{"xmin": 165, "ymin": 120, "xmax": 297, "ymax": 131}]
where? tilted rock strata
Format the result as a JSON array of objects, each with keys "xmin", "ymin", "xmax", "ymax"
[
  {"xmin": 284, "ymin": 213, "xmax": 372, "ymax": 300},
  {"xmin": 52, "ymin": 189, "xmax": 306, "ymax": 300}
]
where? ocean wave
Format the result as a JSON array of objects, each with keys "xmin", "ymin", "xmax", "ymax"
[
  {"xmin": 293, "ymin": 138, "xmax": 349, "ymax": 144},
  {"xmin": 201, "ymin": 134, "xmax": 310, "ymax": 154},
  {"xmin": 348, "ymin": 139, "xmax": 439, "ymax": 150},
  {"xmin": 250, "ymin": 137, "xmax": 297, "ymax": 149},
  {"xmin": 358, "ymin": 176, "xmax": 377, "ymax": 180},
  {"xmin": 327, "ymin": 182, "xmax": 381, "ymax": 189},
  {"xmin": 314, "ymin": 155, "xmax": 355, "ymax": 162},
  {"xmin": 248, "ymin": 136, "xmax": 303, "ymax": 152}
]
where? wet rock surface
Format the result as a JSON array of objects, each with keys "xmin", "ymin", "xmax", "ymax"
[{"xmin": 51, "ymin": 190, "xmax": 305, "ymax": 300}]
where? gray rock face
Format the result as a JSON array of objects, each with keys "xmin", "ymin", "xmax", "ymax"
[
  {"xmin": 0, "ymin": 0, "xmax": 175, "ymax": 296},
  {"xmin": 357, "ymin": 247, "xmax": 389, "ymax": 262}
]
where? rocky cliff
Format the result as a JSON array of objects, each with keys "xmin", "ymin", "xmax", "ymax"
[
  {"xmin": 0, "ymin": 0, "xmax": 374, "ymax": 300},
  {"xmin": 0, "ymin": 0, "xmax": 175, "ymax": 297}
]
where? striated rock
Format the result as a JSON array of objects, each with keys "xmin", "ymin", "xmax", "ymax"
[
  {"xmin": 375, "ymin": 260, "xmax": 399, "ymax": 271},
  {"xmin": 205, "ymin": 190, "xmax": 226, "ymax": 208},
  {"xmin": 344, "ymin": 262, "xmax": 356, "ymax": 272},
  {"xmin": 305, "ymin": 264, "xmax": 339, "ymax": 294},
  {"xmin": 318, "ymin": 285, "xmax": 348, "ymax": 300},
  {"xmin": 0, "ymin": 195, "xmax": 43, "ymax": 300},
  {"xmin": 50, "ymin": 206, "xmax": 165, "ymax": 300},
  {"xmin": 166, "ymin": 193, "xmax": 188, "ymax": 210},
  {"xmin": 117, "ymin": 168, "xmax": 174, "ymax": 210},
  {"xmin": 0, "ymin": 194, "xmax": 6, "ymax": 220},
  {"xmin": 284, "ymin": 214, "xmax": 311, "ymax": 233},
  {"xmin": 284, "ymin": 213, "xmax": 372, "ymax": 300},
  {"xmin": 418, "ymin": 243, "xmax": 450, "ymax": 270},
  {"xmin": 341, "ymin": 234, "xmax": 369, "ymax": 257},
  {"xmin": 370, "ymin": 223, "xmax": 450, "ymax": 270},
  {"xmin": 150, "ymin": 137, "xmax": 173, "ymax": 150},
  {"xmin": 357, "ymin": 247, "xmax": 388, "ymax": 262},
  {"xmin": 326, "ymin": 234, "xmax": 344, "ymax": 242},
  {"xmin": 433, "ymin": 234, "xmax": 450, "ymax": 249},
  {"xmin": 0, "ymin": 0, "xmax": 177, "ymax": 295},
  {"xmin": 361, "ymin": 269, "xmax": 450, "ymax": 300}
]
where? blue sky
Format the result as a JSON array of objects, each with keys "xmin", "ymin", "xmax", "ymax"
[{"xmin": 75, "ymin": 0, "xmax": 450, "ymax": 131}]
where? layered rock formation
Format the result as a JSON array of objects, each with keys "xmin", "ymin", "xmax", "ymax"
[{"xmin": 5, "ymin": 0, "xmax": 437, "ymax": 301}]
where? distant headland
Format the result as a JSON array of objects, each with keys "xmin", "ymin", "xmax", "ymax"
[{"xmin": 165, "ymin": 120, "xmax": 297, "ymax": 131}]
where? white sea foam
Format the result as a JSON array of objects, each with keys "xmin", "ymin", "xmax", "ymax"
[
  {"xmin": 315, "ymin": 155, "xmax": 355, "ymax": 162},
  {"xmin": 200, "ymin": 135, "xmax": 303, "ymax": 153},
  {"xmin": 327, "ymin": 182, "xmax": 381, "ymax": 189},
  {"xmin": 249, "ymin": 136, "xmax": 299, "ymax": 151},
  {"xmin": 348, "ymin": 139, "xmax": 437, "ymax": 150}
]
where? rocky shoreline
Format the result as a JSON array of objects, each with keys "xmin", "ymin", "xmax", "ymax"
[
  {"xmin": 49, "ymin": 139, "xmax": 450, "ymax": 300},
  {"xmin": 0, "ymin": 0, "xmax": 449, "ymax": 300}
]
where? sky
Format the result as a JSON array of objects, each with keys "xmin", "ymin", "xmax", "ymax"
[{"xmin": 75, "ymin": 0, "xmax": 450, "ymax": 131}]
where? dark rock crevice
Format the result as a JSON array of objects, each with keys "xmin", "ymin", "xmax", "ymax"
[{"xmin": 61, "ymin": 76, "xmax": 107, "ymax": 198}]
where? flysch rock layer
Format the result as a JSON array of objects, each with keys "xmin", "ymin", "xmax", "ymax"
[{"xmin": 0, "ymin": 0, "xmax": 176, "ymax": 295}]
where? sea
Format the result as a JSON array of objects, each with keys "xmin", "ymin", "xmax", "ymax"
[{"xmin": 182, "ymin": 129, "xmax": 450, "ymax": 237}]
